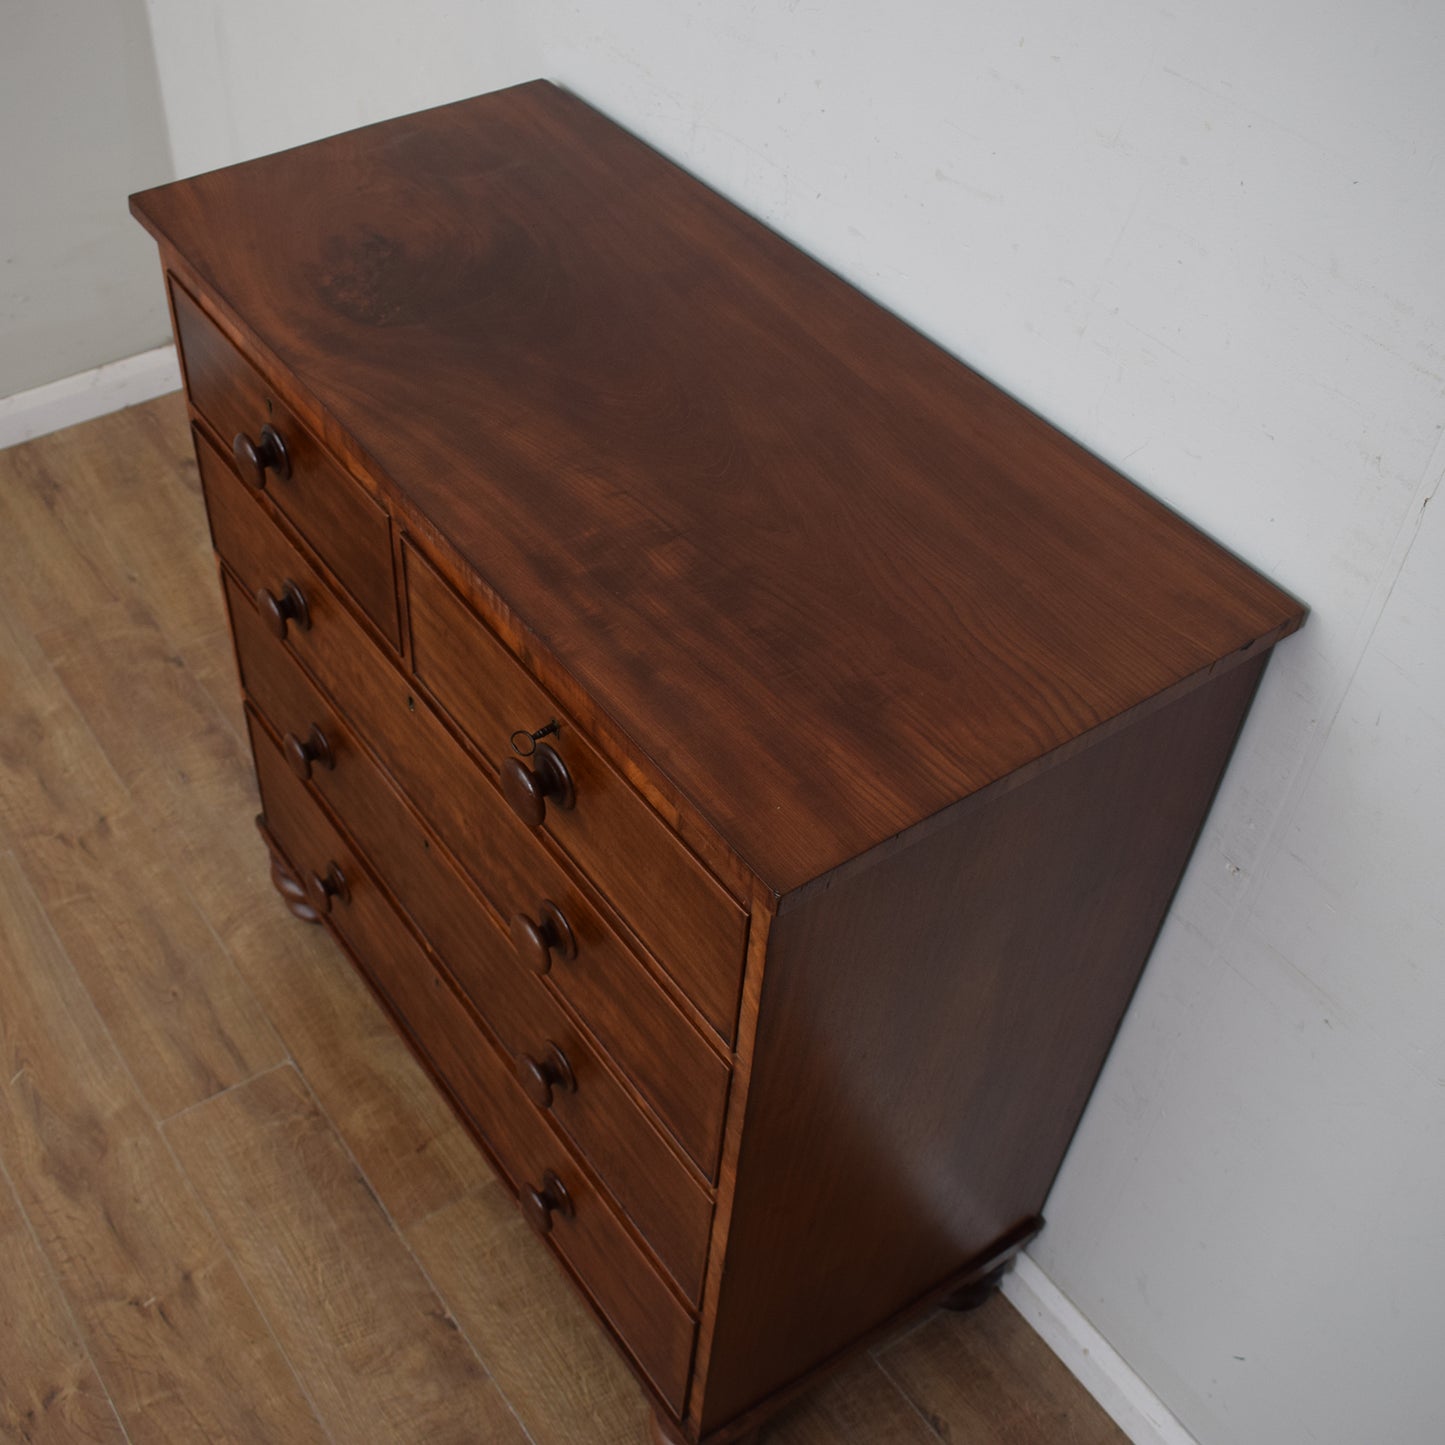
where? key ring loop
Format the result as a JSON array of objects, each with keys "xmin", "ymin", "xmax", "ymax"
[{"xmin": 510, "ymin": 720, "xmax": 560, "ymax": 757}]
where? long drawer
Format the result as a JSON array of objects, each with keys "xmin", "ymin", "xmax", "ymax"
[
  {"xmin": 174, "ymin": 286, "xmax": 400, "ymax": 646},
  {"xmin": 197, "ymin": 427, "xmax": 745, "ymax": 1048},
  {"xmin": 250, "ymin": 721, "xmax": 696, "ymax": 1414},
  {"xmin": 239, "ymin": 658, "xmax": 713, "ymax": 1303},
  {"xmin": 198, "ymin": 427, "xmax": 731, "ymax": 1179},
  {"xmin": 405, "ymin": 543, "xmax": 748, "ymax": 1041}
]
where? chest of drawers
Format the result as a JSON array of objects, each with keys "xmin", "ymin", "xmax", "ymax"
[{"xmin": 132, "ymin": 81, "xmax": 1303, "ymax": 1443}]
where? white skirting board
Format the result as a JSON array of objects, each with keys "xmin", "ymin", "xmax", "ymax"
[
  {"xmin": 0, "ymin": 346, "xmax": 181, "ymax": 452},
  {"xmin": 1003, "ymin": 1254, "xmax": 1200, "ymax": 1445}
]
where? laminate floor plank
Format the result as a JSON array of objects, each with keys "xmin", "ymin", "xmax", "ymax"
[
  {"xmin": 0, "ymin": 575, "xmax": 284, "ymax": 1120},
  {"xmin": 0, "ymin": 603, "xmax": 130, "ymax": 849},
  {"xmin": 0, "ymin": 852, "xmax": 326, "ymax": 1445},
  {"xmin": 877, "ymin": 1298, "xmax": 1131, "ymax": 1445},
  {"xmin": 31, "ymin": 550, "xmax": 483, "ymax": 1228},
  {"xmin": 163, "ymin": 1064, "xmax": 528, "ymax": 1445},
  {"xmin": 19, "ymin": 809, "xmax": 287, "ymax": 1122},
  {"xmin": 758, "ymin": 1355, "xmax": 941, "ymax": 1444},
  {"xmin": 407, "ymin": 1178, "xmax": 651, "ymax": 1445},
  {"xmin": 0, "ymin": 1158, "xmax": 127, "ymax": 1444},
  {"xmin": 0, "ymin": 398, "xmax": 241, "ymax": 736}
]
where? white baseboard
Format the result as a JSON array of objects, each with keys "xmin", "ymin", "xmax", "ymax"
[
  {"xmin": 0, "ymin": 346, "xmax": 182, "ymax": 451},
  {"xmin": 1003, "ymin": 1254, "xmax": 1199, "ymax": 1445}
]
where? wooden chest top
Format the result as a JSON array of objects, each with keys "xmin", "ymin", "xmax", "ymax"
[{"xmin": 131, "ymin": 80, "xmax": 1303, "ymax": 895}]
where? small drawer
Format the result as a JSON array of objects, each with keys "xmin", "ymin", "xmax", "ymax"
[
  {"xmin": 213, "ymin": 464, "xmax": 731, "ymax": 1181},
  {"xmin": 242, "ymin": 683, "xmax": 714, "ymax": 1305},
  {"xmin": 405, "ymin": 542, "xmax": 748, "ymax": 1041},
  {"xmin": 177, "ymin": 290, "xmax": 399, "ymax": 645},
  {"xmin": 250, "ymin": 725, "xmax": 695, "ymax": 1414}
]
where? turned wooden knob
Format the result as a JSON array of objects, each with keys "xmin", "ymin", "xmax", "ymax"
[
  {"xmin": 304, "ymin": 862, "xmax": 348, "ymax": 916},
  {"xmin": 517, "ymin": 1043, "xmax": 575, "ymax": 1110},
  {"xmin": 255, "ymin": 579, "xmax": 310, "ymax": 640},
  {"xmin": 500, "ymin": 743, "xmax": 575, "ymax": 827},
  {"xmin": 509, "ymin": 901, "xmax": 576, "ymax": 975},
  {"xmin": 521, "ymin": 1170, "xmax": 573, "ymax": 1236},
  {"xmin": 283, "ymin": 724, "xmax": 334, "ymax": 781},
  {"xmin": 232, "ymin": 423, "xmax": 291, "ymax": 488}
]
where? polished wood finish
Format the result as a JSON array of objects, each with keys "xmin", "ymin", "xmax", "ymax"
[
  {"xmin": 218, "ymin": 486, "xmax": 733, "ymax": 1181},
  {"xmin": 133, "ymin": 81, "xmax": 1301, "ymax": 900},
  {"xmin": 232, "ymin": 421, "xmax": 291, "ymax": 488},
  {"xmin": 171, "ymin": 282, "xmax": 400, "ymax": 645},
  {"xmin": 129, "ymin": 84, "xmax": 1303, "ymax": 1444},
  {"xmin": 701, "ymin": 656, "xmax": 1267, "ymax": 1428},
  {"xmin": 247, "ymin": 695, "xmax": 715, "ymax": 1303},
  {"xmin": 0, "ymin": 396, "xmax": 1131, "ymax": 1444},
  {"xmin": 249, "ymin": 715, "xmax": 705, "ymax": 1386},
  {"xmin": 406, "ymin": 543, "xmax": 748, "ymax": 1040}
]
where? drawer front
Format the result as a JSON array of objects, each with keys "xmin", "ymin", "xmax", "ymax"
[
  {"xmin": 203, "ymin": 439, "xmax": 734, "ymax": 1184},
  {"xmin": 235, "ymin": 618, "xmax": 713, "ymax": 1303},
  {"xmin": 405, "ymin": 543, "xmax": 747, "ymax": 1041},
  {"xmin": 177, "ymin": 296, "xmax": 400, "ymax": 645},
  {"xmin": 250, "ymin": 725, "xmax": 695, "ymax": 1414},
  {"xmin": 208, "ymin": 449, "xmax": 731, "ymax": 1183}
]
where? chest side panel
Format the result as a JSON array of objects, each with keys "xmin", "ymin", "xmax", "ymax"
[{"xmin": 699, "ymin": 652, "xmax": 1269, "ymax": 1433}]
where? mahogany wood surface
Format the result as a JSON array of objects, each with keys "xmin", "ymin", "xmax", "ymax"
[
  {"xmin": 132, "ymin": 80, "xmax": 1304, "ymax": 896},
  {"xmin": 247, "ymin": 720, "xmax": 698, "ymax": 1414},
  {"xmin": 172, "ymin": 282, "xmax": 400, "ymax": 645},
  {"xmin": 247, "ymin": 694, "xmax": 714, "ymax": 1304},
  {"xmin": 700, "ymin": 652, "xmax": 1269, "ymax": 1431},
  {"xmin": 0, "ymin": 389, "xmax": 1150, "ymax": 1445},
  {"xmin": 225, "ymin": 558, "xmax": 732, "ymax": 1181},
  {"xmin": 406, "ymin": 542, "xmax": 748, "ymax": 1037},
  {"xmin": 199, "ymin": 424, "xmax": 743, "ymax": 1063},
  {"xmin": 126, "ymin": 82, "xmax": 1306, "ymax": 1445}
]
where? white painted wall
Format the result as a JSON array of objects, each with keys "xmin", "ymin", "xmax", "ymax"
[
  {"xmin": 138, "ymin": 5, "xmax": 1445, "ymax": 1443},
  {"xmin": 0, "ymin": 0, "xmax": 174, "ymax": 397}
]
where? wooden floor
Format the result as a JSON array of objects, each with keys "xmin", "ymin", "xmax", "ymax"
[{"xmin": 0, "ymin": 394, "xmax": 1130, "ymax": 1444}]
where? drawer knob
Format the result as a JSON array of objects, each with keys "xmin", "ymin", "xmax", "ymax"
[
  {"xmin": 518, "ymin": 1042, "xmax": 576, "ymax": 1110},
  {"xmin": 256, "ymin": 580, "xmax": 311, "ymax": 639},
  {"xmin": 283, "ymin": 724, "xmax": 335, "ymax": 781},
  {"xmin": 233, "ymin": 423, "xmax": 291, "ymax": 488},
  {"xmin": 304, "ymin": 862, "xmax": 348, "ymax": 916},
  {"xmin": 500, "ymin": 742, "xmax": 575, "ymax": 827},
  {"xmin": 510, "ymin": 901, "xmax": 577, "ymax": 975},
  {"xmin": 521, "ymin": 1170, "xmax": 574, "ymax": 1237}
]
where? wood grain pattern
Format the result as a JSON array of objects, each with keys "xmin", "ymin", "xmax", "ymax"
[
  {"xmin": 0, "ymin": 583, "xmax": 280, "ymax": 1118},
  {"xmin": 700, "ymin": 655, "xmax": 1268, "ymax": 1430},
  {"xmin": 0, "ymin": 396, "xmax": 1145, "ymax": 1444},
  {"xmin": 132, "ymin": 81, "xmax": 1304, "ymax": 895},
  {"xmin": 0, "ymin": 852, "xmax": 326, "ymax": 1443},
  {"xmin": 228, "ymin": 562, "xmax": 731, "ymax": 1183},
  {"xmin": 760, "ymin": 1356, "xmax": 938, "ymax": 1445},
  {"xmin": 21, "ymin": 808, "xmax": 285, "ymax": 1120},
  {"xmin": 9, "ymin": 464, "xmax": 485, "ymax": 1227},
  {"xmin": 164, "ymin": 1065, "xmax": 526, "ymax": 1445},
  {"xmin": 408, "ymin": 1179, "xmax": 653, "ymax": 1445},
  {"xmin": 246, "ymin": 728, "xmax": 698, "ymax": 1413},
  {"xmin": 405, "ymin": 542, "xmax": 749, "ymax": 1039},
  {"xmin": 0, "ymin": 1161, "xmax": 125, "ymax": 1444},
  {"xmin": 172, "ymin": 282, "xmax": 401, "ymax": 645},
  {"xmin": 128, "ymin": 84, "xmax": 1305, "ymax": 1440},
  {"xmin": 247, "ymin": 694, "xmax": 715, "ymax": 1301},
  {"xmin": 877, "ymin": 1297, "xmax": 1130, "ymax": 1445}
]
